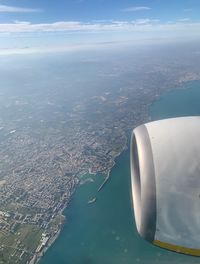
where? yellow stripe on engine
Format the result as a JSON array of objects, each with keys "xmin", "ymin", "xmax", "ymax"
[{"xmin": 154, "ymin": 240, "xmax": 200, "ymax": 256}]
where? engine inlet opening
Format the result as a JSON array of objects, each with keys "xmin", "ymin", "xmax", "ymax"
[{"xmin": 131, "ymin": 133, "xmax": 142, "ymax": 230}]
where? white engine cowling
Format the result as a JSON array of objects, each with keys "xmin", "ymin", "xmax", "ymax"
[{"xmin": 131, "ymin": 116, "xmax": 200, "ymax": 256}]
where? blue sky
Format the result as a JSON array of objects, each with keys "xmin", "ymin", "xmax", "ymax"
[
  {"xmin": 1, "ymin": 0, "xmax": 200, "ymax": 23},
  {"xmin": 0, "ymin": 0, "xmax": 200, "ymax": 54}
]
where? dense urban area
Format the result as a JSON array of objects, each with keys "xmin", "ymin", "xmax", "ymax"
[{"xmin": 0, "ymin": 45, "xmax": 200, "ymax": 263}]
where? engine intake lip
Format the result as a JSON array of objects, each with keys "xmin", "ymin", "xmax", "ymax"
[{"xmin": 130, "ymin": 124, "xmax": 157, "ymax": 242}]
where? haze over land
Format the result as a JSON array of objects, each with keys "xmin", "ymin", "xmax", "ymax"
[{"xmin": 0, "ymin": 42, "xmax": 200, "ymax": 263}]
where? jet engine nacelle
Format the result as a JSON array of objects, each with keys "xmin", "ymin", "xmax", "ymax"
[{"xmin": 131, "ymin": 116, "xmax": 200, "ymax": 256}]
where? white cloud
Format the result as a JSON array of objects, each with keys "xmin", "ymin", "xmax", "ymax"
[
  {"xmin": 0, "ymin": 5, "xmax": 41, "ymax": 13},
  {"xmin": 177, "ymin": 18, "xmax": 190, "ymax": 22},
  {"xmin": 134, "ymin": 19, "xmax": 159, "ymax": 25},
  {"xmin": 0, "ymin": 19, "xmax": 160, "ymax": 33},
  {"xmin": 0, "ymin": 19, "xmax": 199, "ymax": 39},
  {"xmin": 14, "ymin": 20, "xmax": 31, "ymax": 25},
  {"xmin": 122, "ymin": 6, "xmax": 152, "ymax": 12}
]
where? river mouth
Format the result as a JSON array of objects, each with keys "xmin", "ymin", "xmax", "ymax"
[{"xmin": 40, "ymin": 80, "xmax": 200, "ymax": 264}]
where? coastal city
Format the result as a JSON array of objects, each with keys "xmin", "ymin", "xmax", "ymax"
[{"xmin": 0, "ymin": 47, "xmax": 200, "ymax": 264}]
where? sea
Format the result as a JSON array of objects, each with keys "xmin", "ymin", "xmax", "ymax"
[{"xmin": 39, "ymin": 80, "xmax": 200, "ymax": 264}]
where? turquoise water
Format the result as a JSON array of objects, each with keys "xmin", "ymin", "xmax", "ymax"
[
  {"xmin": 149, "ymin": 80, "xmax": 200, "ymax": 120},
  {"xmin": 40, "ymin": 81, "xmax": 200, "ymax": 264}
]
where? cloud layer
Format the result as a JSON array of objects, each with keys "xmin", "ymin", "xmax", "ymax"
[{"xmin": 0, "ymin": 19, "xmax": 198, "ymax": 33}]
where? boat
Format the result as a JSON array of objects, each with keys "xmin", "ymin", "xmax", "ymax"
[{"xmin": 87, "ymin": 197, "xmax": 97, "ymax": 204}]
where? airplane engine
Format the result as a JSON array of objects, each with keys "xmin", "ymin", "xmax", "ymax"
[{"xmin": 131, "ymin": 116, "xmax": 200, "ymax": 256}]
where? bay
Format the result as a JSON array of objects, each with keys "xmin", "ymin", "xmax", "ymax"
[{"xmin": 40, "ymin": 80, "xmax": 200, "ymax": 264}]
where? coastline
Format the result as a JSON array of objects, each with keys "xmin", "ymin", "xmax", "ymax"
[
  {"xmin": 35, "ymin": 146, "xmax": 128, "ymax": 264},
  {"xmin": 31, "ymin": 211, "xmax": 65, "ymax": 264},
  {"xmin": 36, "ymin": 79, "xmax": 200, "ymax": 264},
  {"xmin": 32, "ymin": 227, "xmax": 62, "ymax": 264},
  {"xmin": 32, "ymin": 185, "xmax": 77, "ymax": 264}
]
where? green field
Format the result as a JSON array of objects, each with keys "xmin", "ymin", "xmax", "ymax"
[{"xmin": 0, "ymin": 224, "xmax": 43, "ymax": 264}]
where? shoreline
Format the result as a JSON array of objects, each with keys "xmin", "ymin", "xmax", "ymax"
[
  {"xmin": 31, "ymin": 208, "xmax": 67, "ymax": 264},
  {"xmin": 34, "ymin": 79, "xmax": 200, "ymax": 264},
  {"xmin": 31, "ymin": 228, "xmax": 62, "ymax": 264},
  {"xmin": 31, "ymin": 186, "xmax": 76, "ymax": 264},
  {"xmin": 33, "ymin": 148, "xmax": 128, "ymax": 264}
]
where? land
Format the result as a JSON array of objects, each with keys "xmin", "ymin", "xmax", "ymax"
[{"xmin": 0, "ymin": 44, "xmax": 200, "ymax": 263}]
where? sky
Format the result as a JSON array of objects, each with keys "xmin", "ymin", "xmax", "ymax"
[{"xmin": 0, "ymin": 0, "xmax": 200, "ymax": 54}]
